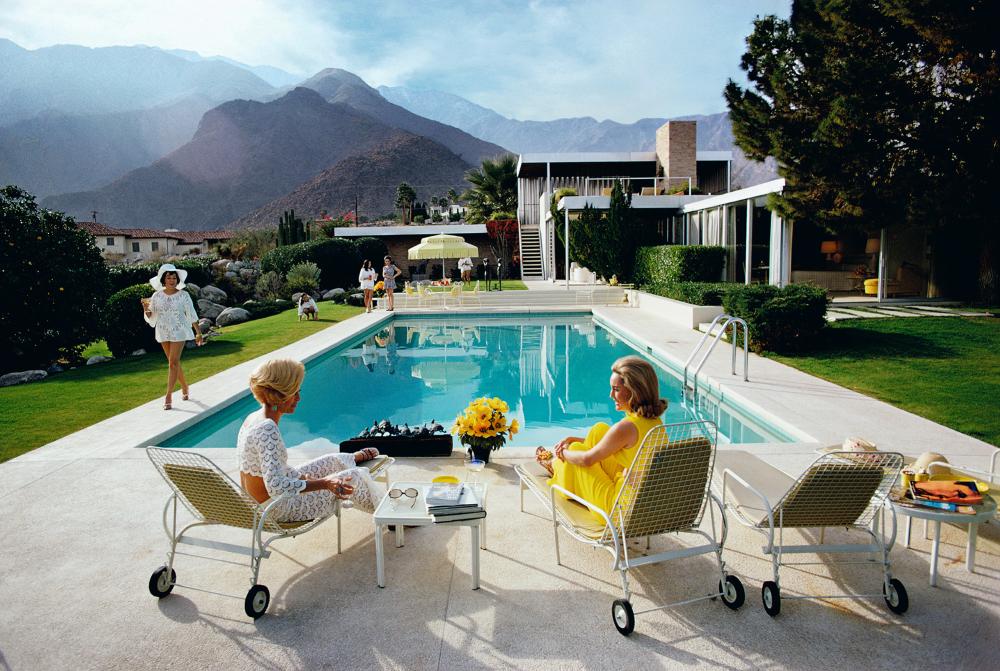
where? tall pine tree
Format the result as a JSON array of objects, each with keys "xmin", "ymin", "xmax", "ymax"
[{"xmin": 725, "ymin": 0, "xmax": 999, "ymax": 301}]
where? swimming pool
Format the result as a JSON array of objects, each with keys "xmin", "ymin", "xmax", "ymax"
[{"xmin": 160, "ymin": 314, "xmax": 797, "ymax": 450}]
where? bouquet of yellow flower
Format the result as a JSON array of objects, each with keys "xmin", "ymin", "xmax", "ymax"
[
  {"xmin": 373, "ymin": 280, "xmax": 385, "ymax": 297},
  {"xmin": 452, "ymin": 396, "xmax": 519, "ymax": 456}
]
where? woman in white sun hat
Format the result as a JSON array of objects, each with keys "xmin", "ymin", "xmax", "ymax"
[{"xmin": 142, "ymin": 263, "xmax": 203, "ymax": 410}]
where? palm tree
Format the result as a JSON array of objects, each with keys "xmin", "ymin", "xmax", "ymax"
[
  {"xmin": 462, "ymin": 154, "xmax": 518, "ymax": 226},
  {"xmin": 395, "ymin": 182, "xmax": 417, "ymax": 225}
]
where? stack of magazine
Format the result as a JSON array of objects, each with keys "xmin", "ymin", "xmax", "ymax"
[{"xmin": 425, "ymin": 482, "xmax": 486, "ymax": 523}]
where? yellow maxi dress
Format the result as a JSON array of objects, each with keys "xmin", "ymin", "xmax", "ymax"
[{"xmin": 547, "ymin": 411, "xmax": 663, "ymax": 522}]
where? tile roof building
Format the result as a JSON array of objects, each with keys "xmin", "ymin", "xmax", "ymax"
[{"xmin": 77, "ymin": 223, "xmax": 235, "ymax": 262}]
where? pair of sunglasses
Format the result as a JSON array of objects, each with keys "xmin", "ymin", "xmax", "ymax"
[{"xmin": 388, "ymin": 487, "xmax": 419, "ymax": 508}]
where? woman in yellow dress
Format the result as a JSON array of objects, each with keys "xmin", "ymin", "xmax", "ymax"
[{"xmin": 538, "ymin": 356, "xmax": 667, "ymax": 521}]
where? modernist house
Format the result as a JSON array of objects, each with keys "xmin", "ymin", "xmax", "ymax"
[
  {"xmin": 516, "ymin": 120, "xmax": 932, "ymax": 300},
  {"xmin": 77, "ymin": 222, "xmax": 235, "ymax": 262}
]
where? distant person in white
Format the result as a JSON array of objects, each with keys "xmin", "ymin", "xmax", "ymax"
[
  {"xmin": 236, "ymin": 358, "xmax": 384, "ymax": 521},
  {"xmin": 459, "ymin": 256, "xmax": 474, "ymax": 282},
  {"xmin": 297, "ymin": 294, "xmax": 318, "ymax": 321},
  {"xmin": 358, "ymin": 259, "xmax": 377, "ymax": 313},
  {"xmin": 142, "ymin": 263, "xmax": 203, "ymax": 410}
]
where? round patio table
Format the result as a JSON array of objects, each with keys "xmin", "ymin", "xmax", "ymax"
[{"xmin": 892, "ymin": 495, "xmax": 996, "ymax": 587}]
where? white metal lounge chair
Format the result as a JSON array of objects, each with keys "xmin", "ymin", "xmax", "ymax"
[
  {"xmin": 145, "ymin": 447, "xmax": 393, "ymax": 618},
  {"xmin": 514, "ymin": 420, "xmax": 744, "ymax": 636},
  {"xmin": 715, "ymin": 450, "xmax": 907, "ymax": 617},
  {"xmin": 463, "ymin": 280, "xmax": 482, "ymax": 307}
]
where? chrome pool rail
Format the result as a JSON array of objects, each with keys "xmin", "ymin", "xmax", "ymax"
[{"xmin": 682, "ymin": 314, "xmax": 749, "ymax": 399}]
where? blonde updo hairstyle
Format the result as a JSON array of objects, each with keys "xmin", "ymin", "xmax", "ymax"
[
  {"xmin": 611, "ymin": 355, "xmax": 668, "ymax": 419},
  {"xmin": 250, "ymin": 358, "xmax": 305, "ymax": 409}
]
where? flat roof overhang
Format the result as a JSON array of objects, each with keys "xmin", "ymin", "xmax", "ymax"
[
  {"xmin": 556, "ymin": 194, "xmax": 709, "ymax": 212},
  {"xmin": 334, "ymin": 224, "xmax": 487, "ymax": 237},
  {"xmin": 516, "ymin": 150, "xmax": 733, "ymax": 178}
]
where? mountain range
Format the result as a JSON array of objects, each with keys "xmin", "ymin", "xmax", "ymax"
[
  {"xmin": 2, "ymin": 39, "xmax": 778, "ymax": 231},
  {"xmin": 44, "ymin": 88, "xmax": 462, "ymax": 230}
]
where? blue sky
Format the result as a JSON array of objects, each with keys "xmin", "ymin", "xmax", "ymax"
[{"xmin": 1, "ymin": 0, "xmax": 791, "ymax": 122}]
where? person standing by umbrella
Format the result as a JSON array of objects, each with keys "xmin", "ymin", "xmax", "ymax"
[
  {"xmin": 381, "ymin": 256, "xmax": 400, "ymax": 311},
  {"xmin": 459, "ymin": 256, "xmax": 474, "ymax": 283}
]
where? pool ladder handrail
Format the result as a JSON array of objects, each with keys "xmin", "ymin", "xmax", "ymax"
[{"xmin": 682, "ymin": 314, "xmax": 749, "ymax": 399}]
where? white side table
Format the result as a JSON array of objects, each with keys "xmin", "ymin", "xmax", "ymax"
[
  {"xmin": 373, "ymin": 481, "xmax": 488, "ymax": 590},
  {"xmin": 892, "ymin": 495, "xmax": 996, "ymax": 587}
]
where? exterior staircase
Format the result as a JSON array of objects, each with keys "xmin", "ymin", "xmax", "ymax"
[{"xmin": 518, "ymin": 226, "xmax": 544, "ymax": 280}]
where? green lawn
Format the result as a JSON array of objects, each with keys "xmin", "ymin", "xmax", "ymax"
[
  {"xmin": 0, "ymin": 305, "xmax": 362, "ymax": 462},
  {"xmin": 768, "ymin": 316, "xmax": 1000, "ymax": 447}
]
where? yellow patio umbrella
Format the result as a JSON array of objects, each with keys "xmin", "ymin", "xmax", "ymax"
[{"xmin": 407, "ymin": 234, "xmax": 478, "ymax": 280}]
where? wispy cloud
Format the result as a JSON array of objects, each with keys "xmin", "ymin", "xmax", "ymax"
[{"xmin": 0, "ymin": 0, "xmax": 790, "ymax": 122}]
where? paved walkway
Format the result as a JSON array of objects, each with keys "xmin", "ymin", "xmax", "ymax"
[
  {"xmin": 2, "ymin": 298, "xmax": 999, "ymax": 670},
  {"xmin": 825, "ymin": 304, "xmax": 987, "ymax": 321}
]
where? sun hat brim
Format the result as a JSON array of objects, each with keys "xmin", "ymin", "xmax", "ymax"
[{"xmin": 149, "ymin": 263, "xmax": 188, "ymax": 291}]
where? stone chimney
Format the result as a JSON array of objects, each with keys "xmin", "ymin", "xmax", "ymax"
[{"xmin": 655, "ymin": 121, "xmax": 697, "ymax": 193}]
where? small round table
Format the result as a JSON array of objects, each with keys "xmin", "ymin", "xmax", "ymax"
[{"xmin": 892, "ymin": 495, "xmax": 996, "ymax": 587}]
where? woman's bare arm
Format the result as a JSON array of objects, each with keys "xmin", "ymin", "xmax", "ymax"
[{"xmin": 558, "ymin": 419, "xmax": 638, "ymax": 468}]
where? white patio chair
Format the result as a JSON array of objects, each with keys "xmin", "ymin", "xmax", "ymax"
[
  {"xmin": 715, "ymin": 450, "xmax": 907, "ymax": 617},
  {"xmin": 515, "ymin": 420, "xmax": 745, "ymax": 636},
  {"xmin": 145, "ymin": 447, "xmax": 393, "ymax": 619},
  {"xmin": 462, "ymin": 280, "xmax": 482, "ymax": 307}
]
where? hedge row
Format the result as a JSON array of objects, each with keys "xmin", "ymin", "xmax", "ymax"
[
  {"xmin": 261, "ymin": 238, "xmax": 360, "ymax": 290},
  {"xmin": 634, "ymin": 245, "xmax": 726, "ymax": 287},
  {"xmin": 646, "ymin": 281, "xmax": 733, "ymax": 306},
  {"xmin": 107, "ymin": 257, "xmax": 216, "ymax": 295},
  {"xmin": 103, "ymin": 283, "xmax": 158, "ymax": 358},
  {"xmin": 723, "ymin": 284, "xmax": 829, "ymax": 354},
  {"xmin": 642, "ymin": 280, "xmax": 829, "ymax": 353}
]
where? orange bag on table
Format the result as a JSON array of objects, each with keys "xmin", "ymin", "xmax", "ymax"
[{"xmin": 912, "ymin": 480, "xmax": 983, "ymax": 505}]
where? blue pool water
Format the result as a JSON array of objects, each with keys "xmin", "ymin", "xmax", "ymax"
[{"xmin": 161, "ymin": 314, "xmax": 795, "ymax": 450}]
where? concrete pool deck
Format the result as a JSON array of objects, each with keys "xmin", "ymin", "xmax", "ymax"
[{"xmin": 1, "ymin": 299, "xmax": 998, "ymax": 669}]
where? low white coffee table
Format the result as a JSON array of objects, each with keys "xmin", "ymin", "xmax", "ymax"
[
  {"xmin": 373, "ymin": 481, "xmax": 488, "ymax": 590},
  {"xmin": 892, "ymin": 494, "xmax": 996, "ymax": 587}
]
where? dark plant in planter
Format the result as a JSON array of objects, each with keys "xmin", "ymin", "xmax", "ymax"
[{"xmin": 723, "ymin": 283, "xmax": 829, "ymax": 353}]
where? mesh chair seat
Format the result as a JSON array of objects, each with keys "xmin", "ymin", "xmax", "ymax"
[{"xmin": 516, "ymin": 421, "xmax": 744, "ymax": 635}]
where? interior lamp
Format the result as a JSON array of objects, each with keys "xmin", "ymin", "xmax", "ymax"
[
  {"xmin": 820, "ymin": 240, "xmax": 840, "ymax": 260},
  {"xmin": 865, "ymin": 237, "xmax": 880, "ymax": 271}
]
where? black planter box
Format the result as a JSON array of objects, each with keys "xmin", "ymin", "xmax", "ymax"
[{"xmin": 339, "ymin": 435, "xmax": 453, "ymax": 458}]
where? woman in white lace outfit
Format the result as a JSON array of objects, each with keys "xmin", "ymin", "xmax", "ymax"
[
  {"xmin": 237, "ymin": 358, "xmax": 385, "ymax": 520},
  {"xmin": 142, "ymin": 263, "xmax": 203, "ymax": 410},
  {"xmin": 358, "ymin": 260, "xmax": 377, "ymax": 313}
]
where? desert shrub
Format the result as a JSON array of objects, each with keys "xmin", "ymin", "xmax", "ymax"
[
  {"xmin": 103, "ymin": 284, "xmax": 158, "ymax": 358},
  {"xmin": 261, "ymin": 238, "xmax": 360, "ymax": 290},
  {"xmin": 286, "ymin": 262, "xmax": 321, "ymax": 295},
  {"xmin": 0, "ymin": 186, "xmax": 110, "ymax": 370},
  {"xmin": 255, "ymin": 271, "xmax": 285, "ymax": 300},
  {"xmin": 634, "ymin": 245, "xmax": 727, "ymax": 288},
  {"xmin": 212, "ymin": 273, "xmax": 253, "ymax": 304},
  {"xmin": 242, "ymin": 299, "xmax": 292, "ymax": 319},
  {"xmin": 354, "ymin": 237, "xmax": 389, "ymax": 268},
  {"xmin": 722, "ymin": 283, "xmax": 829, "ymax": 353}
]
